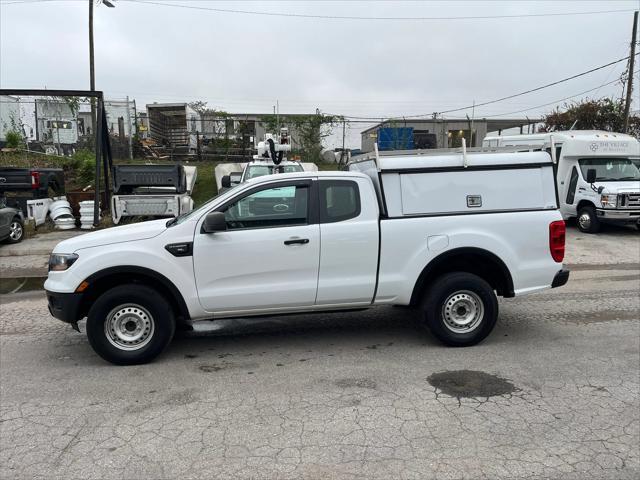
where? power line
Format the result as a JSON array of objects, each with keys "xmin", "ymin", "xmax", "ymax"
[
  {"xmin": 330, "ymin": 54, "xmax": 639, "ymax": 121},
  {"xmin": 118, "ymin": 1, "xmax": 636, "ymax": 22},
  {"xmin": 483, "ymin": 71, "xmax": 637, "ymax": 118}
]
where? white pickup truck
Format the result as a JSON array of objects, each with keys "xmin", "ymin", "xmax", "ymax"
[{"xmin": 45, "ymin": 148, "xmax": 569, "ymax": 365}]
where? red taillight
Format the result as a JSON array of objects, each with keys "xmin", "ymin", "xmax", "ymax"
[
  {"xmin": 549, "ymin": 220, "xmax": 566, "ymax": 263},
  {"xmin": 31, "ymin": 171, "xmax": 40, "ymax": 189}
]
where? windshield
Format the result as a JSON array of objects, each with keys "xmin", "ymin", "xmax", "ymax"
[
  {"xmin": 168, "ymin": 183, "xmax": 242, "ymax": 226},
  {"xmin": 245, "ymin": 164, "xmax": 303, "ymax": 180},
  {"xmin": 578, "ymin": 158, "xmax": 640, "ymax": 182}
]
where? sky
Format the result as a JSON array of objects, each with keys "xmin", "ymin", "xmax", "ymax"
[{"xmin": 1, "ymin": 0, "xmax": 639, "ymax": 148}]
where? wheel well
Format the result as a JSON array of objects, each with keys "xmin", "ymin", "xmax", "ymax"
[
  {"xmin": 77, "ymin": 267, "xmax": 190, "ymax": 322},
  {"xmin": 576, "ymin": 200, "xmax": 595, "ymax": 212},
  {"xmin": 409, "ymin": 248, "xmax": 514, "ymax": 305}
]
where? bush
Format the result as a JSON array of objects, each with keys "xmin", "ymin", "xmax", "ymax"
[
  {"xmin": 5, "ymin": 131, "xmax": 23, "ymax": 149},
  {"xmin": 69, "ymin": 149, "xmax": 96, "ymax": 185}
]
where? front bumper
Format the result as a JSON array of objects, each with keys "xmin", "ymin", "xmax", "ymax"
[
  {"xmin": 551, "ymin": 269, "xmax": 570, "ymax": 288},
  {"xmin": 596, "ymin": 209, "xmax": 640, "ymax": 224},
  {"xmin": 46, "ymin": 290, "xmax": 83, "ymax": 323}
]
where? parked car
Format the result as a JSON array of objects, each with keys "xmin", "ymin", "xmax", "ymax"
[
  {"xmin": 0, "ymin": 198, "xmax": 25, "ymax": 244},
  {"xmin": 44, "ymin": 149, "xmax": 568, "ymax": 365}
]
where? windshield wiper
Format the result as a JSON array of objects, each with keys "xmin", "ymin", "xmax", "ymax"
[
  {"xmin": 166, "ymin": 217, "xmax": 178, "ymax": 227},
  {"xmin": 616, "ymin": 177, "xmax": 640, "ymax": 181}
]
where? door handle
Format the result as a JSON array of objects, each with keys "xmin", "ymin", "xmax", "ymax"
[{"xmin": 284, "ymin": 238, "xmax": 309, "ymax": 245}]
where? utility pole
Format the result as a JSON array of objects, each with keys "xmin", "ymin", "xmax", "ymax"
[
  {"xmin": 341, "ymin": 119, "xmax": 346, "ymax": 164},
  {"xmin": 126, "ymin": 96, "xmax": 133, "ymax": 160},
  {"xmin": 623, "ymin": 10, "xmax": 638, "ymax": 133},
  {"xmin": 89, "ymin": 1, "xmax": 115, "ymax": 135},
  {"xmin": 89, "ymin": 0, "xmax": 96, "ymax": 136}
]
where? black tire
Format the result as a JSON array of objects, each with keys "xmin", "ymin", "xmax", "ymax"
[
  {"xmin": 6, "ymin": 216, "xmax": 24, "ymax": 244},
  {"xmin": 577, "ymin": 205, "xmax": 601, "ymax": 233},
  {"xmin": 420, "ymin": 272, "xmax": 498, "ymax": 347},
  {"xmin": 86, "ymin": 284, "xmax": 175, "ymax": 365}
]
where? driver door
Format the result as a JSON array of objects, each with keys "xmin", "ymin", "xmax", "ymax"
[{"xmin": 193, "ymin": 179, "xmax": 320, "ymax": 314}]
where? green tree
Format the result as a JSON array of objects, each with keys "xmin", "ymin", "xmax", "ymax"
[
  {"xmin": 540, "ymin": 98, "xmax": 640, "ymax": 138},
  {"xmin": 259, "ymin": 112, "xmax": 343, "ymax": 162}
]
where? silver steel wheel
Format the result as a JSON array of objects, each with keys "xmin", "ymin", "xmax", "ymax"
[
  {"xmin": 578, "ymin": 212, "xmax": 592, "ymax": 230},
  {"xmin": 104, "ymin": 304, "xmax": 155, "ymax": 351},
  {"xmin": 441, "ymin": 290, "xmax": 484, "ymax": 334},
  {"xmin": 9, "ymin": 221, "xmax": 23, "ymax": 241}
]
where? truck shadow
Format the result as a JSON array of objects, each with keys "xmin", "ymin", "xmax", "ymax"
[{"xmin": 169, "ymin": 306, "xmax": 438, "ymax": 357}]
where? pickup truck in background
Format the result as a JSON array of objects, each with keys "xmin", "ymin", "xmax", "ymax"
[
  {"xmin": 44, "ymin": 148, "xmax": 568, "ymax": 365},
  {"xmin": 0, "ymin": 168, "xmax": 65, "ymax": 197},
  {"xmin": 0, "ymin": 167, "xmax": 65, "ymax": 214},
  {"xmin": 111, "ymin": 164, "xmax": 197, "ymax": 224}
]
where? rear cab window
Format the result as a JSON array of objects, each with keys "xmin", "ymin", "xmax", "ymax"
[{"xmin": 319, "ymin": 180, "xmax": 360, "ymax": 223}]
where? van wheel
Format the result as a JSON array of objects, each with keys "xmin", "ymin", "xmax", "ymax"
[
  {"xmin": 86, "ymin": 284, "xmax": 175, "ymax": 365},
  {"xmin": 577, "ymin": 205, "xmax": 601, "ymax": 233},
  {"xmin": 421, "ymin": 272, "xmax": 498, "ymax": 347}
]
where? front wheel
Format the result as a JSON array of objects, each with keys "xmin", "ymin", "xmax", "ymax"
[
  {"xmin": 86, "ymin": 284, "xmax": 175, "ymax": 365},
  {"xmin": 421, "ymin": 272, "xmax": 498, "ymax": 347},
  {"xmin": 577, "ymin": 205, "xmax": 601, "ymax": 233}
]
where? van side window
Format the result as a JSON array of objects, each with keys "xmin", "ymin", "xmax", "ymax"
[
  {"xmin": 223, "ymin": 184, "xmax": 309, "ymax": 230},
  {"xmin": 319, "ymin": 181, "xmax": 360, "ymax": 223},
  {"xmin": 566, "ymin": 167, "xmax": 579, "ymax": 205}
]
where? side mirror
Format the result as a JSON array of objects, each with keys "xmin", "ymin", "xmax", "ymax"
[
  {"xmin": 202, "ymin": 211, "xmax": 227, "ymax": 233},
  {"xmin": 230, "ymin": 172, "xmax": 242, "ymax": 185},
  {"xmin": 221, "ymin": 175, "xmax": 231, "ymax": 188},
  {"xmin": 586, "ymin": 168, "xmax": 597, "ymax": 184}
]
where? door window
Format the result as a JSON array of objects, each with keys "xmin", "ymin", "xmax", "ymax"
[
  {"xmin": 566, "ymin": 166, "xmax": 579, "ymax": 205},
  {"xmin": 223, "ymin": 184, "xmax": 309, "ymax": 229},
  {"xmin": 319, "ymin": 181, "xmax": 360, "ymax": 223}
]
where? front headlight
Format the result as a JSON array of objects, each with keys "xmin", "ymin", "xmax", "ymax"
[
  {"xmin": 48, "ymin": 253, "xmax": 79, "ymax": 272},
  {"xmin": 600, "ymin": 194, "xmax": 618, "ymax": 208}
]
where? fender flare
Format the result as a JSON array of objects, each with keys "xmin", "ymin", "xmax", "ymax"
[
  {"xmin": 410, "ymin": 247, "xmax": 515, "ymax": 305},
  {"xmin": 82, "ymin": 266, "xmax": 190, "ymax": 320}
]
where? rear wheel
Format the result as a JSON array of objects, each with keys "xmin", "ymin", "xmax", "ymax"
[
  {"xmin": 577, "ymin": 205, "xmax": 601, "ymax": 233},
  {"xmin": 86, "ymin": 284, "xmax": 175, "ymax": 365},
  {"xmin": 6, "ymin": 217, "xmax": 24, "ymax": 244},
  {"xmin": 421, "ymin": 272, "xmax": 498, "ymax": 347}
]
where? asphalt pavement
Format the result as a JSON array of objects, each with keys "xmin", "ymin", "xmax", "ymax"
[{"xmin": 0, "ymin": 225, "xmax": 638, "ymax": 479}]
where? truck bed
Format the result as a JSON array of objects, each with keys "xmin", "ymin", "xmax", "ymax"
[{"xmin": 112, "ymin": 164, "xmax": 187, "ymax": 194}]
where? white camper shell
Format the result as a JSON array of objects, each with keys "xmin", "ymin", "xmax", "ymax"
[
  {"xmin": 483, "ymin": 131, "xmax": 640, "ymax": 232},
  {"xmin": 349, "ymin": 148, "xmax": 557, "ymax": 218}
]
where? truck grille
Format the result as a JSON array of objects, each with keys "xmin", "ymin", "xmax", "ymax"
[{"xmin": 619, "ymin": 193, "xmax": 640, "ymax": 208}]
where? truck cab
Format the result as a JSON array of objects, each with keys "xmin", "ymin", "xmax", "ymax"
[{"xmin": 483, "ymin": 131, "xmax": 640, "ymax": 232}]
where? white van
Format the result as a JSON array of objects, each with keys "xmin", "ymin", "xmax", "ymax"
[{"xmin": 483, "ymin": 131, "xmax": 640, "ymax": 232}]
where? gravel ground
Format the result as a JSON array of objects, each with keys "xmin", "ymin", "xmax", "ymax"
[{"xmin": 0, "ymin": 226, "xmax": 638, "ymax": 480}]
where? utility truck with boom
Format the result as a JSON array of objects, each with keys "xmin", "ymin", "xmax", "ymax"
[
  {"xmin": 215, "ymin": 128, "xmax": 316, "ymax": 192},
  {"xmin": 45, "ymin": 145, "xmax": 568, "ymax": 365}
]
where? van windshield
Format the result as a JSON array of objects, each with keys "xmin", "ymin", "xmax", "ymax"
[{"xmin": 578, "ymin": 158, "xmax": 640, "ymax": 182}]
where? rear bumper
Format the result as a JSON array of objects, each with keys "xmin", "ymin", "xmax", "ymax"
[
  {"xmin": 46, "ymin": 290, "xmax": 83, "ymax": 323},
  {"xmin": 551, "ymin": 269, "xmax": 570, "ymax": 288}
]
